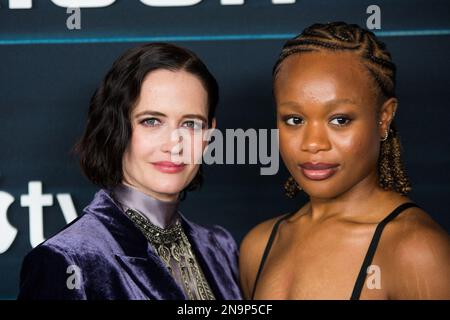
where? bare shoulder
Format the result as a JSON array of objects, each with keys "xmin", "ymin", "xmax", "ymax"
[
  {"xmin": 382, "ymin": 206, "xmax": 450, "ymax": 299},
  {"xmin": 386, "ymin": 206, "xmax": 450, "ymax": 258},
  {"xmin": 240, "ymin": 215, "xmax": 282, "ymax": 254},
  {"xmin": 238, "ymin": 213, "xmax": 290, "ymax": 299}
]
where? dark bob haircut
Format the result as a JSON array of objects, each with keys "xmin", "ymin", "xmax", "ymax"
[{"xmin": 74, "ymin": 43, "xmax": 219, "ymax": 191}]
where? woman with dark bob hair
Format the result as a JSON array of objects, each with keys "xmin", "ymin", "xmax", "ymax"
[
  {"xmin": 18, "ymin": 43, "xmax": 242, "ymax": 300},
  {"xmin": 240, "ymin": 22, "xmax": 450, "ymax": 300}
]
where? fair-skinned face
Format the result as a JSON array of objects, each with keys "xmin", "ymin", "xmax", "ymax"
[
  {"xmin": 122, "ymin": 69, "xmax": 216, "ymax": 202},
  {"xmin": 275, "ymin": 51, "xmax": 397, "ymax": 201}
]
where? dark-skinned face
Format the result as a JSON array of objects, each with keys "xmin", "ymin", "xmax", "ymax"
[{"xmin": 275, "ymin": 51, "xmax": 393, "ymax": 200}]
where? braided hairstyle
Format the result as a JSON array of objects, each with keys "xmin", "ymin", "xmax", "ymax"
[{"xmin": 277, "ymin": 22, "xmax": 411, "ymax": 198}]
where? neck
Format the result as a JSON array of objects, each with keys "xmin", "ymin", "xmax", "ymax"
[
  {"xmin": 113, "ymin": 183, "xmax": 180, "ymax": 229},
  {"xmin": 121, "ymin": 175, "xmax": 180, "ymax": 202},
  {"xmin": 306, "ymin": 170, "xmax": 401, "ymax": 222}
]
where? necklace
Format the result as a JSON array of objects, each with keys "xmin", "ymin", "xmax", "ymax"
[{"xmin": 125, "ymin": 209, "xmax": 215, "ymax": 300}]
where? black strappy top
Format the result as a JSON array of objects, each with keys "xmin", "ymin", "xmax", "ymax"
[{"xmin": 251, "ymin": 202, "xmax": 419, "ymax": 300}]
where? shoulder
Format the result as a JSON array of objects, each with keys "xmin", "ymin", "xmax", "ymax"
[
  {"xmin": 23, "ymin": 241, "xmax": 72, "ymax": 266},
  {"xmin": 239, "ymin": 212, "xmax": 292, "ymax": 299},
  {"xmin": 40, "ymin": 212, "xmax": 109, "ymax": 255},
  {"xmin": 21, "ymin": 240, "xmax": 77, "ymax": 277},
  {"xmin": 209, "ymin": 224, "xmax": 238, "ymax": 251},
  {"xmin": 186, "ymin": 218, "xmax": 239, "ymax": 252},
  {"xmin": 21, "ymin": 211, "xmax": 109, "ymax": 268},
  {"xmin": 385, "ymin": 206, "xmax": 450, "ymax": 265},
  {"xmin": 19, "ymin": 242, "xmax": 87, "ymax": 299},
  {"xmin": 240, "ymin": 214, "xmax": 285, "ymax": 259},
  {"xmin": 382, "ymin": 206, "xmax": 450, "ymax": 299}
]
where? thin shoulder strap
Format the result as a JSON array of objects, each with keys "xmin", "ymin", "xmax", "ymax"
[
  {"xmin": 250, "ymin": 212, "xmax": 296, "ymax": 300},
  {"xmin": 350, "ymin": 202, "xmax": 419, "ymax": 300}
]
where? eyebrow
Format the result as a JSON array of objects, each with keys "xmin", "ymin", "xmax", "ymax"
[
  {"xmin": 134, "ymin": 110, "xmax": 207, "ymax": 123},
  {"xmin": 278, "ymin": 98, "xmax": 359, "ymax": 109},
  {"xmin": 134, "ymin": 111, "xmax": 166, "ymax": 118},
  {"xmin": 325, "ymin": 98, "xmax": 359, "ymax": 107}
]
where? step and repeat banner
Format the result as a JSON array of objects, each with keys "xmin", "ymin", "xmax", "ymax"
[{"xmin": 1, "ymin": 0, "xmax": 449, "ymax": 299}]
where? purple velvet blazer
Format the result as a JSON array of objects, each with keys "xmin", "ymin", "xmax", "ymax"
[{"xmin": 18, "ymin": 189, "xmax": 242, "ymax": 300}]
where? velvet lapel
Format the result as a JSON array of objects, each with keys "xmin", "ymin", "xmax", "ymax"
[{"xmin": 85, "ymin": 189, "xmax": 186, "ymax": 300}]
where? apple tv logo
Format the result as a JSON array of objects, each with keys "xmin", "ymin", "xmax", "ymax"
[{"xmin": 0, "ymin": 181, "xmax": 78, "ymax": 254}]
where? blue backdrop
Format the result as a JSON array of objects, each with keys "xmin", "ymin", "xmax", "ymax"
[{"xmin": 0, "ymin": 0, "xmax": 449, "ymax": 299}]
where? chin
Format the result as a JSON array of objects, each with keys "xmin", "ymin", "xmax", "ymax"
[
  {"xmin": 158, "ymin": 177, "xmax": 192, "ymax": 192},
  {"xmin": 148, "ymin": 183, "xmax": 184, "ymax": 195},
  {"xmin": 303, "ymin": 189, "xmax": 340, "ymax": 200},
  {"xmin": 298, "ymin": 180, "xmax": 343, "ymax": 200},
  {"xmin": 304, "ymin": 180, "xmax": 359, "ymax": 200}
]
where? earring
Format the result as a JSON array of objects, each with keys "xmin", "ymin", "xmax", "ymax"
[{"xmin": 284, "ymin": 176, "xmax": 302, "ymax": 198}]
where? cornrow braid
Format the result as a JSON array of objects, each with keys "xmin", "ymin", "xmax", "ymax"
[{"xmin": 277, "ymin": 22, "xmax": 411, "ymax": 196}]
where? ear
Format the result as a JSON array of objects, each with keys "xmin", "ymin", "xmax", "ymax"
[{"xmin": 378, "ymin": 97, "xmax": 398, "ymax": 138}]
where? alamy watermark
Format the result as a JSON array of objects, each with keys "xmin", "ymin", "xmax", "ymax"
[
  {"xmin": 366, "ymin": 4, "xmax": 381, "ymax": 30},
  {"xmin": 167, "ymin": 128, "xmax": 279, "ymax": 176},
  {"xmin": 366, "ymin": 264, "xmax": 382, "ymax": 290},
  {"xmin": 66, "ymin": 264, "xmax": 82, "ymax": 290},
  {"xmin": 66, "ymin": 8, "xmax": 81, "ymax": 30}
]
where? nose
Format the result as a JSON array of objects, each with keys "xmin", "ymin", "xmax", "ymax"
[
  {"xmin": 160, "ymin": 127, "xmax": 183, "ymax": 156},
  {"xmin": 300, "ymin": 122, "xmax": 331, "ymax": 154}
]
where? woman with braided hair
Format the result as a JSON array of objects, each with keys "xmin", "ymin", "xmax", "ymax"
[{"xmin": 240, "ymin": 22, "xmax": 450, "ymax": 300}]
